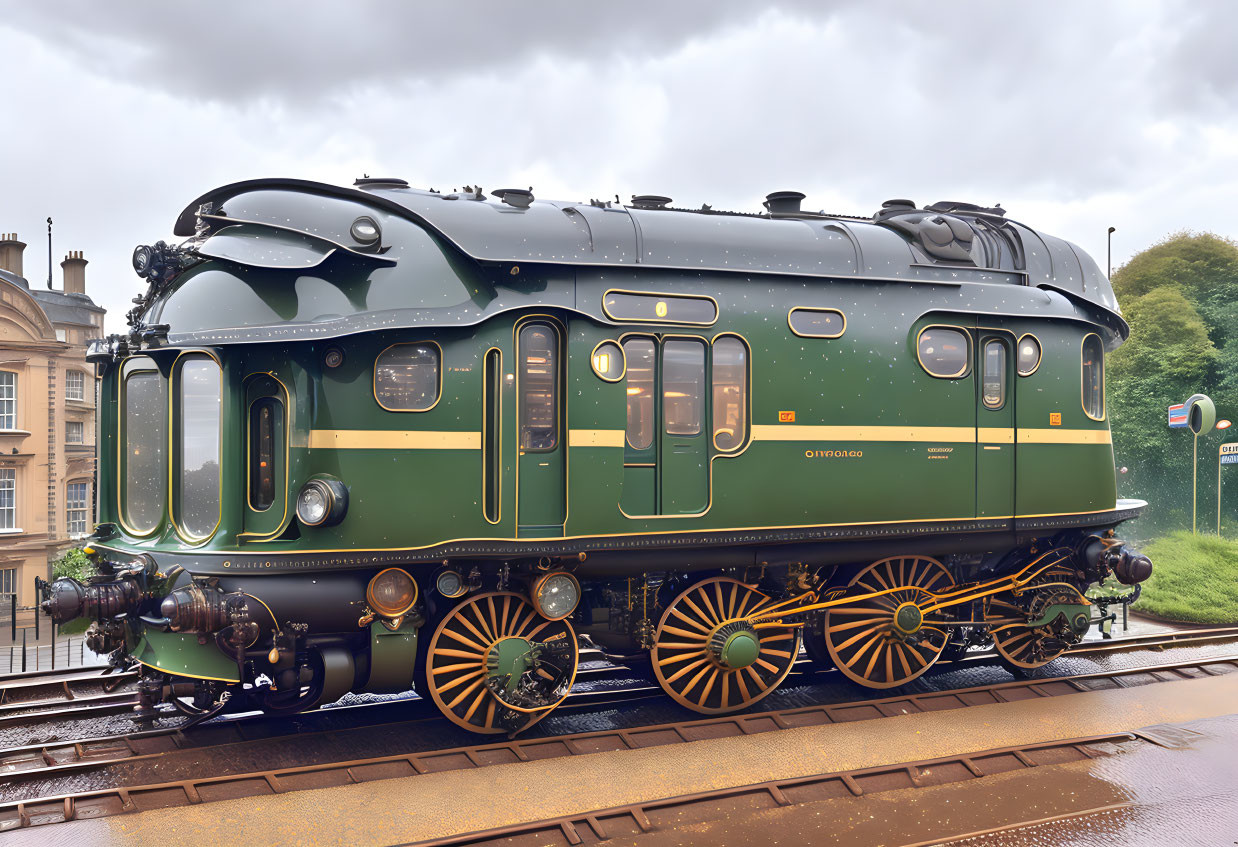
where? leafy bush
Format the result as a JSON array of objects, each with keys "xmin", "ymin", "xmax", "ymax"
[
  {"xmin": 1134, "ymin": 531, "xmax": 1238, "ymax": 623},
  {"xmin": 52, "ymin": 547, "xmax": 95, "ymax": 582}
]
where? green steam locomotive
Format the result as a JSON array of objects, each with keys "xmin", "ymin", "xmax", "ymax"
[{"xmin": 39, "ymin": 179, "xmax": 1152, "ymax": 733}]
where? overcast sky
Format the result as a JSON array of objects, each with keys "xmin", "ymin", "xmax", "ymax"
[{"xmin": 1, "ymin": 1, "xmax": 1235, "ymax": 331}]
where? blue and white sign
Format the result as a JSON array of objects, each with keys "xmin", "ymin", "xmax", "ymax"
[{"xmin": 1168, "ymin": 403, "xmax": 1188, "ymax": 428}]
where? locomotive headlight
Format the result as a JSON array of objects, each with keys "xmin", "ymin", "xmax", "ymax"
[
  {"xmin": 367, "ymin": 568, "xmax": 418, "ymax": 617},
  {"xmin": 435, "ymin": 569, "xmax": 467, "ymax": 598},
  {"xmin": 531, "ymin": 571, "xmax": 580, "ymax": 621},
  {"xmin": 296, "ymin": 477, "xmax": 348, "ymax": 527}
]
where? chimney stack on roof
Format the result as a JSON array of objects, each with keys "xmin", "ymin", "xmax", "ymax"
[
  {"xmin": 0, "ymin": 234, "xmax": 26, "ymax": 278},
  {"xmin": 61, "ymin": 250, "xmax": 87, "ymax": 295}
]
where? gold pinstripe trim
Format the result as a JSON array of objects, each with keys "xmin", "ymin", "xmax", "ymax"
[
  {"xmin": 568, "ymin": 429, "xmax": 626, "ymax": 447},
  {"xmin": 1019, "ymin": 428, "xmax": 1112, "ymax": 445},
  {"xmin": 309, "ymin": 430, "xmax": 481, "ymax": 450},
  {"xmin": 978, "ymin": 427, "xmax": 1015, "ymax": 444},
  {"xmin": 752, "ymin": 424, "xmax": 1109, "ymax": 445},
  {"xmin": 751, "ymin": 425, "xmax": 976, "ymax": 442}
]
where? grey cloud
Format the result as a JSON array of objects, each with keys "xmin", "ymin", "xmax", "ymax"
[{"xmin": 0, "ymin": 1, "xmax": 840, "ymax": 103}]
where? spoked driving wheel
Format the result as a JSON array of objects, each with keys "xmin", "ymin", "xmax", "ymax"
[
  {"xmin": 651, "ymin": 577, "xmax": 800, "ymax": 714},
  {"xmin": 986, "ymin": 569, "xmax": 1090, "ymax": 672},
  {"xmin": 425, "ymin": 591, "xmax": 578, "ymax": 735},
  {"xmin": 824, "ymin": 555, "xmax": 954, "ymax": 689}
]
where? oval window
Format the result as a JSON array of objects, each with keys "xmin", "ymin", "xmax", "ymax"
[
  {"xmin": 1016, "ymin": 336, "xmax": 1041, "ymax": 376},
  {"xmin": 590, "ymin": 341, "xmax": 625, "ymax": 381},
  {"xmin": 375, "ymin": 343, "xmax": 441, "ymax": 411},
  {"xmin": 788, "ymin": 308, "xmax": 845, "ymax": 338},
  {"xmin": 602, "ymin": 291, "xmax": 717, "ymax": 325},
  {"xmin": 1082, "ymin": 335, "xmax": 1105, "ymax": 420},
  {"xmin": 917, "ymin": 328, "xmax": 970, "ymax": 378}
]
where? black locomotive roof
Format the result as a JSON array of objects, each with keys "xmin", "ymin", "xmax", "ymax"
[{"xmin": 172, "ymin": 178, "xmax": 1122, "ymax": 327}]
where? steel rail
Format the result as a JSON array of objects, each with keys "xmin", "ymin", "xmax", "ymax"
[
  {"xmin": 1, "ymin": 626, "xmax": 1236, "ymax": 779},
  {"xmin": 2, "ymin": 649, "xmax": 1235, "ymax": 833}
]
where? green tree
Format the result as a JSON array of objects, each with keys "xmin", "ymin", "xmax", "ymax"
[
  {"xmin": 1109, "ymin": 232, "xmax": 1238, "ymax": 536},
  {"xmin": 52, "ymin": 547, "xmax": 95, "ymax": 581}
]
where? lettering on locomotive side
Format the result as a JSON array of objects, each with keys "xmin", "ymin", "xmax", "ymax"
[
  {"xmin": 927, "ymin": 447, "xmax": 953, "ymax": 460},
  {"xmin": 779, "ymin": 411, "xmax": 796, "ymax": 422},
  {"xmin": 804, "ymin": 449, "xmax": 863, "ymax": 459}
]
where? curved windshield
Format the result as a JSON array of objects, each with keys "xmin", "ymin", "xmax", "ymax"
[{"xmin": 122, "ymin": 358, "xmax": 165, "ymax": 533}]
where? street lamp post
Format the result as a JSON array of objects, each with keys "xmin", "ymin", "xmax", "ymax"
[{"xmin": 1107, "ymin": 226, "xmax": 1116, "ymax": 279}]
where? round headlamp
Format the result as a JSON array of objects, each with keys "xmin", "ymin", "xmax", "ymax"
[
  {"xmin": 367, "ymin": 568, "xmax": 418, "ymax": 617},
  {"xmin": 296, "ymin": 477, "xmax": 348, "ymax": 527},
  {"xmin": 531, "ymin": 571, "xmax": 580, "ymax": 621},
  {"xmin": 435, "ymin": 569, "xmax": 467, "ymax": 599},
  {"xmin": 350, "ymin": 216, "xmax": 381, "ymax": 247}
]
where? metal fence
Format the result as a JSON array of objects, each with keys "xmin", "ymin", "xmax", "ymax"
[{"xmin": 1, "ymin": 593, "xmax": 107, "ymax": 674}]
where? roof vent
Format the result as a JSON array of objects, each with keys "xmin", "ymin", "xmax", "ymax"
[
  {"xmin": 493, "ymin": 188, "xmax": 534, "ymax": 209},
  {"xmin": 631, "ymin": 195, "xmax": 672, "ymax": 210},
  {"xmin": 881, "ymin": 199, "xmax": 917, "ymax": 211},
  {"xmin": 354, "ymin": 177, "xmax": 410, "ymax": 189},
  {"xmin": 763, "ymin": 191, "xmax": 806, "ymax": 216}
]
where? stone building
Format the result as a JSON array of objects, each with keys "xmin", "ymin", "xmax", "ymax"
[{"xmin": 0, "ymin": 233, "xmax": 106, "ymax": 607}]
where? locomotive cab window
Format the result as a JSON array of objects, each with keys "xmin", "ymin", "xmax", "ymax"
[
  {"xmin": 174, "ymin": 354, "xmax": 222, "ymax": 540},
  {"xmin": 519, "ymin": 323, "xmax": 559, "ymax": 451},
  {"xmin": 603, "ymin": 291, "xmax": 717, "ymax": 325},
  {"xmin": 121, "ymin": 357, "xmax": 165, "ymax": 534},
  {"xmin": 375, "ymin": 343, "xmax": 440, "ymax": 411},
  {"xmin": 981, "ymin": 340, "xmax": 1006, "ymax": 410},
  {"xmin": 1082, "ymin": 334, "xmax": 1105, "ymax": 420},
  {"xmin": 917, "ymin": 328, "xmax": 970, "ymax": 379},
  {"xmin": 712, "ymin": 336, "xmax": 747, "ymax": 451}
]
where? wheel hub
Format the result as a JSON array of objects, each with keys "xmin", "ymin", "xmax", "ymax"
[
  {"xmin": 892, "ymin": 602, "xmax": 924, "ymax": 635},
  {"xmin": 707, "ymin": 622, "xmax": 761, "ymax": 669},
  {"xmin": 485, "ymin": 636, "xmax": 534, "ymax": 694}
]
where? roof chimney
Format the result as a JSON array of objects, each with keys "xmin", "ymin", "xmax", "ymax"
[
  {"xmin": 61, "ymin": 250, "xmax": 87, "ymax": 295},
  {"xmin": 0, "ymin": 234, "xmax": 26, "ymax": 278}
]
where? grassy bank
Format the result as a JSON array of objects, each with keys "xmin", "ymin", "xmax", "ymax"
[{"xmin": 1133, "ymin": 530, "xmax": 1238, "ymax": 624}]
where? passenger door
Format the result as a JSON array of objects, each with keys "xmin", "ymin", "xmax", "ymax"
[
  {"xmin": 516, "ymin": 319, "xmax": 567, "ymax": 536},
  {"xmin": 620, "ymin": 335, "xmax": 710, "ymax": 516},
  {"xmin": 975, "ymin": 331, "xmax": 1015, "ymax": 519}
]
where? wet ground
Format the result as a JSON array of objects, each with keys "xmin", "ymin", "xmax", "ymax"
[{"xmin": 606, "ymin": 715, "xmax": 1238, "ymax": 847}]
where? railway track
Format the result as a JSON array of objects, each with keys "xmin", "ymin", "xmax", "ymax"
[
  {"xmin": 2, "ymin": 635, "xmax": 1236, "ymax": 834},
  {"xmin": 3, "ymin": 624, "xmax": 1234, "ymax": 735}
]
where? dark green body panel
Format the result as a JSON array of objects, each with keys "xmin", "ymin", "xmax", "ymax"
[{"xmin": 96, "ymin": 271, "xmax": 1120, "ymax": 569}]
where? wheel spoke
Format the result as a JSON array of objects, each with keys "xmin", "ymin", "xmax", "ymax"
[
  {"xmin": 665, "ymin": 657, "xmax": 710, "ymax": 684},
  {"xmin": 463, "ymin": 687, "xmax": 487, "ymax": 722},
  {"xmin": 657, "ymin": 650, "xmax": 704, "ymax": 668},
  {"xmin": 699, "ymin": 668, "xmax": 720, "ymax": 706},
  {"xmin": 432, "ymin": 661, "xmax": 482, "ymax": 676},
  {"xmin": 660, "ymin": 624, "xmax": 710, "ymax": 641},
  {"xmin": 669, "ymin": 606, "xmax": 711, "ymax": 633},
  {"xmin": 442, "ymin": 628, "xmax": 488, "ymax": 655},
  {"xmin": 681, "ymin": 594, "xmax": 714, "ymax": 627},
  {"xmin": 468, "ymin": 604, "xmax": 495, "ymax": 642},
  {"xmin": 434, "ymin": 647, "xmax": 486, "ymax": 660},
  {"xmin": 833, "ymin": 622, "xmax": 886, "ymax": 652},
  {"xmin": 444, "ymin": 675, "xmax": 485, "ymax": 709}
]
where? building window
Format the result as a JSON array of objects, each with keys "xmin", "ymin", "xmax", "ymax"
[
  {"xmin": 67, "ymin": 481, "xmax": 90, "ymax": 537},
  {"xmin": 55, "ymin": 329, "xmax": 67, "ymax": 342},
  {"xmin": 66, "ymin": 420, "xmax": 84, "ymax": 443},
  {"xmin": 0, "ymin": 567, "xmax": 13, "ymax": 595},
  {"xmin": 66, "ymin": 370, "xmax": 85, "ymax": 401},
  {"xmin": 0, "ymin": 372, "xmax": 15, "ymax": 430},
  {"xmin": 0, "ymin": 468, "xmax": 15, "ymax": 530}
]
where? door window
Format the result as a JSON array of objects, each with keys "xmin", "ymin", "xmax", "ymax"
[
  {"xmin": 519, "ymin": 324, "xmax": 558, "ymax": 451},
  {"xmin": 662, "ymin": 340, "xmax": 704, "ymax": 436},
  {"xmin": 623, "ymin": 338, "xmax": 656, "ymax": 450},
  {"xmin": 981, "ymin": 340, "xmax": 1006, "ymax": 410}
]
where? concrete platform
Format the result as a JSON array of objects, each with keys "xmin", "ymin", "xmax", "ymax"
[{"xmin": 18, "ymin": 667, "xmax": 1238, "ymax": 847}]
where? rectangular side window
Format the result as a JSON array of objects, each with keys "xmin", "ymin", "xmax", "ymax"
[
  {"xmin": 711, "ymin": 337, "xmax": 747, "ymax": 451},
  {"xmin": 519, "ymin": 324, "xmax": 558, "ymax": 451},
  {"xmin": 982, "ymin": 340, "xmax": 1006, "ymax": 410},
  {"xmin": 1082, "ymin": 335, "xmax": 1104, "ymax": 420},
  {"xmin": 249, "ymin": 397, "xmax": 279, "ymax": 512},
  {"xmin": 663, "ymin": 340, "xmax": 704, "ymax": 436},
  {"xmin": 176, "ymin": 356, "xmax": 221, "ymax": 539},
  {"xmin": 123, "ymin": 361, "xmax": 165, "ymax": 534},
  {"xmin": 623, "ymin": 338, "xmax": 656, "ymax": 450}
]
